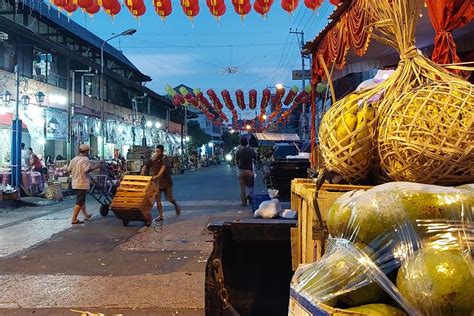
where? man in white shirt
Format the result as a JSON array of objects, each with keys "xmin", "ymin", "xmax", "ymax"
[
  {"xmin": 67, "ymin": 144, "xmax": 102, "ymax": 224},
  {"xmin": 21, "ymin": 143, "xmax": 29, "ymax": 168}
]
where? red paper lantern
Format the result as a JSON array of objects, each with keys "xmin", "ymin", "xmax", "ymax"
[
  {"xmin": 53, "ymin": 0, "xmax": 68, "ymax": 8},
  {"xmin": 281, "ymin": 0, "xmax": 299, "ymax": 13},
  {"xmin": 254, "ymin": 0, "xmax": 273, "ymax": 16},
  {"xmin": 155, "ymin": 0, "xmax": 172, "ymax": 19},
  {"xmin": 101, "ymin": 0, "xmax": 116, "ymax": 10},
  {"xmin": 249, "ymin": 89, "xmax": 257, "ymax": 110},
  {"xmin": 283, "ymin": 87, "xmax": 298, "ymax": 105},
  {"xmin": 260, "ymin": 88, "xmax": 271, "ymax": 109},
  {"xmin": 207, "ymin": 0, "xmax": 226, "ymax": 18},
  {"xmin": 304, "ymin": 0, "xmax": 322, "ymax": 10},
  {"xmin": 233, "ymin": 0, "xmax": 251, "ymax": 17},
  {"xmin": 77, "ymin": 0, "xmax": 93, "ymax": 9},
  {"xmin": 329, "ymin": 0, "xmax": 342, "ymax": 6},
  {"xmin": 221, "ymin": 90, "xmax": 235, "ymax": 111},
  {"xmin": 86, "ymin": 1, "xmax": 100, "ymax": 14},
  {"xmin": 105, "ymin": 0, "xmax": 121, "ymax": 16},
  {"xmin": 235, "ymin": 89, "xmax": 245, "ymax": 110},
  {"xmin": 63, "ymin": 0, "xmax": 78, "ymax": 14},
  {"xmin": 181, "ymin": 0, "xmax": 199, "ymax": 18}
]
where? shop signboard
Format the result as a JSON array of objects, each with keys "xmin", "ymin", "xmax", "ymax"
[{"xmin": 46, "ymin": 108, "xmax": 67, "ymax": 140}]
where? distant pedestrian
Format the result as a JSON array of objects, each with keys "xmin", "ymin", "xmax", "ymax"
[
  {"xmin": 21, "ymin": 143, "xmax": 29, "ymax": 168},
  {"xmin": 235, "ymin": 138, "xmax": 256, "ymax": 206},
  {"xmin": 67, "ymin": 144, "xmax": 102, "ymax": 224},
  {"xmin": 141, "ymin": 145, "xmax": 181, "ymax": 221},
  {"xmin": 28, "ymin": 147, "xmax": 48, "ymax": 179}
]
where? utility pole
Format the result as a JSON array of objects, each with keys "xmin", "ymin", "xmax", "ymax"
[{"xmin": 290, "ymin": 29, "xmax": 308, "ymax": 139}]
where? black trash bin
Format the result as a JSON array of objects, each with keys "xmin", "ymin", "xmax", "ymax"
[{"xmin": 205, "ymin": 218, "xmax": 297, "ymax": 316}]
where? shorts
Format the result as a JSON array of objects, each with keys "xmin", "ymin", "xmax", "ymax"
[{"xmin": 75, "ymin": 189, "xmax": 87, "ymax": 206}]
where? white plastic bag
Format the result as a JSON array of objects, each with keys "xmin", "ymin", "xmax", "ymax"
[{"xmin": 254, "ymin": 189, "xmax": 281, "ymax": 218}]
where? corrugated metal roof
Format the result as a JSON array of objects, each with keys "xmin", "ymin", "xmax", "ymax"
[{"xmin": 20, "ymin": 0, "xmax": 150, "ymax": 81}]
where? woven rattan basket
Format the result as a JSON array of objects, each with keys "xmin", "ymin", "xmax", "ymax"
[{"xmin": 377, "ymin": 81, "xmax": 474, "ymax": 185}]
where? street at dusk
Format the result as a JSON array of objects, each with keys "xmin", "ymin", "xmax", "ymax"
[{"xmin": 1, "ymin": 0, "xmax": 474, "ymax": 315}]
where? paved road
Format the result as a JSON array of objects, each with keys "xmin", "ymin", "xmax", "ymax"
[{"xmin": 0, "ymin": 165, "xmax": 267, "ymax": 316}]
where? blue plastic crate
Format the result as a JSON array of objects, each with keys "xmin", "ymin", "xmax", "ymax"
[{"xmin": 251, "ymin": 194, "xmax": 271, "ymax": 212}]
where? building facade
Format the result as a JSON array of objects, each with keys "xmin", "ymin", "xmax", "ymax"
[{"xmin": 0, "ymin": 0, "xmax": 182, "ymax": 166}]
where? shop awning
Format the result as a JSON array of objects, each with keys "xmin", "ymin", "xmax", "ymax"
[{"xmin": 254, "ymin": 133, "xmax": 300, "ymax": 142}]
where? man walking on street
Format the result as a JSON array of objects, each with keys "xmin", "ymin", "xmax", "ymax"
[
  {"xmin": 68, "ymin": 144, "xmax": 102, "ymax": 224},
  {"xmin": 235, "ymin": 138, "xmax": 256, "ymax": 206},
  {"xmin": 141, "ymin": 145, "xmax": 181, "ymax": 221}
]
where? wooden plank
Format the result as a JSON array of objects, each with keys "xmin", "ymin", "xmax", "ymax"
[
  {"xmin": 290, "ymin": 227, "xmax": 300, "ymax": 271},
  {"xmin": 114, "ymin": 191, "xmax": 146, "ymax": 198},
  {"xmin": 122, "ymin": 175, "xmax": 152, "ymax": 181},
  {"xmin": 119, "ymin": 181, "xmax": 149, "ymax": 187},
  {"xmin": 116, "ymin": 187, "xmax": 147, "ymax": 193}
]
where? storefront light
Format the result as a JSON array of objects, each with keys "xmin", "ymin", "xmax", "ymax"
[
  {"xmin": 155, "ymin": 122, "xmax": 162, "ymax": 129},
  {"xmin": 21, "ymin": 95, "xmax": 30, "ymax": 107},
  {"xmin": 35, "ymin": 92, "xmax": 45, "ymax": 104},
  {"xmin": 185, "ymin": 136, "xmax": 190, "ymax": 142},
  {"xmin": 0, "ymin": 91, "xmax": 11, "ymax": 106},
  {"xmin": 146, "ymin": 121, "xmax": 153, "ymax": 128},
  {"xmin": 225, "ymin": 154, "xmax": 232, "ymax": 161},
  {"xmin": 208, "ymin": 142, "xmax": 213, "ymax": 147},
  {"xmin": 245, "ymin": 124, "xmax": 251, "ymax": 130},
  {"xmin": 117, "ymin": 126, "xmax": 124, "ymax": 133}
]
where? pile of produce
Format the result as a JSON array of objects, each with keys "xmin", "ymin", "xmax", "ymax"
[
  {"xmin": 291, "ymin": 182, "xmax": 474, "ymax": 316},
  {"xmin": 318, "ymin": 0, "xmax": 474, "ymax": 184}
]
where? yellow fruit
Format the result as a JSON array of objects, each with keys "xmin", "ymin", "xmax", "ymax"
[
  {"xmin": 346, "ymin": 304, "xmax": 406, "ymax": 316},
  {"xmin": 335, "ymin": 112, "xmax": 357, "ymax": 147},
  {"xmin": 344, "ymin": 94, "xmax": 360, "ymax": 114}
]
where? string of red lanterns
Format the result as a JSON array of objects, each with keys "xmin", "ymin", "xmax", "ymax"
[
  {"xmin": 169, "ymin": 86, "xmax": 312, "ymax": 131},
  {"xmin": 51, "ymin": 0, "xmax": 334, "ymax": 19}
]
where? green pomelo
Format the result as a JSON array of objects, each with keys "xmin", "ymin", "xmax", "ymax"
[
  {"xmin": 338, "ymin": 282, "xmax": 389, "ymax": 307},
  {"xmin": 346, "ymin": 303, "xmax": 406, "ymax": 315},
  {"xmin": 396, "ymin": 249, "xmax": 474, "ymax": 313}
]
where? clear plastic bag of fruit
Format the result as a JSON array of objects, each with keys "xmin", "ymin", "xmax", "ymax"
[{"xmin": 293, "ymin": 182, "xmax": 474, "ymax": 315}]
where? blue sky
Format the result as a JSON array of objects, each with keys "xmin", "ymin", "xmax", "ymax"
[{"xmin": 71, "ymin": 1, "xmax": 334, "ymax": 95}]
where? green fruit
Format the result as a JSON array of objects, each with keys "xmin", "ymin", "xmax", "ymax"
[
  {"xmin": 327, "ymin": 190, "xmax": 366, "ymax": 238},
  {"xmin": 339, "ymin": 282, "xmax": 389, "ymax": 307},
  {"xmin": 346, "ymin": 303, "xmax": 406, "ymax": 315},
  {"xmin": 396, "ymin": 248, "xmax": 474, "ymax": 313}
]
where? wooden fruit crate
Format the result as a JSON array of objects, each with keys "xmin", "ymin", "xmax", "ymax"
[
  {"xmin": 291, "ymin": 178, "xmax": 372, "ymax": 269},
  {"xmin": 111, "ymin": 175, "xmax": 156, "ymax": 226},
  {"xmin": 290, "ymin": 289, "xmax": 366, "ymax": 316}
]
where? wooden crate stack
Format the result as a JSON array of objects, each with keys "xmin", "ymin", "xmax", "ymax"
[
  {"xmin": 290, "ymin": 178, "xmax": 372, "ymax": 270},
  {"xmin": 111, "ymin": 175, "xmax": 156, "ymax": 214}
]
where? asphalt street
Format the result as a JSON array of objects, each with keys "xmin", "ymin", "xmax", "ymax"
[{"xmin": 0, "ymin": 165, "xmax": 268, "ymax": 316}]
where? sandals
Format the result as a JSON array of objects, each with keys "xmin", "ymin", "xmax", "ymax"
[
  {"xmin": 155, "ymin": 216, "xmax": 164, "ymax": 222},
  {"xmin": 71, "ymin": 220, "xmax": 84, "ymax": 225},
  {"xmin": 85, "ymin": 214, "xmax": 93, "ymax": 221}
]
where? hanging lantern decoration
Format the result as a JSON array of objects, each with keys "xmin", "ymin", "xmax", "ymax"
[
  {"xmin": 281, "ymin": 0, "xmax": 299, "ymax": 13},
  {"xmin": 63, "ymin": 0, "xmax": 78, "ymax": 14},
  {"xmin": 207, "ymin": 89, "xmax": 224, "ymax": 110},
  {"xmin": 125, "ymin": 0, "xmax": 146, "ymax": 17},
  {"xmin": 273, "ymin": 86, "xmax": 285, "ymax": 107},
  {"xmin": 173, "ymin": 94, "xmax": 185, "ymax": 107},
  {"xmin": 254, "ymin": 0, "xmax": 274, "ymax": 17},
  {"xmin": 232, "ymin": 0, "xmax": 251, "ymax": 18},
  {"xmin": 293, "ymin": 86, "xmax": 312, "ymax": 106},
  {"xmin": 329, "ymin": 0, "xmax": 342, "ymax": 6},
  {"xmin": 260, "ymin": 88, "xmax": 271, "ymax": 110},
  {"xmin": 53, "ymin": 0, "xmax": 67, "ymax": 9},
  {"xmin": 283, "ymin": 86, "xmax": 299, "ymax": 106},
  {"xmin": 104, "ymin": 0, "xmax": 121, "ymax": 17},
  {"xmin": 196, "ymin": 91, "xmax": 212, "ymax": 109},
  {"xmin": 154, "ymin": 0, "xmax": 172, "ymax": 19},
  {"xmin": 207, "ymin": 0, "xmax": 226, "ymax": 19},
  {"xmin": 181, "ymin": 0, "xmax": 200, "ymax": 19},
  {"xmin": 303, "ymin": 0, "xmax": 322, "ymax": 10},
  {"xmin": 101, "ymin": 0, "xmax": 116, "ymax": 10},
  {"xmin": 235, "ymin": 89, "xmax": 246, "ymax": 110},
  {"xmin": 184, "ymin": 93, "xmax": 199, "ymax": 107},
  {"xmin": 85, "ymin": 0, "xmax": 101, "ymax": 15},
  {"xmin": 221, "ymin": 90, "xmax": 235, "ymax": 111},
  {"xmin": 248, "ymin": 89, "xmax": 257, "ymax": 110},
  {"xmin": 77, "ymin": 0, "xmax": 93, "ymax": 10}
]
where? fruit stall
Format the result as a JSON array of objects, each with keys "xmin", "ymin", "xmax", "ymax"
[{"xmin": 289, "ymin": 0, "xmax": 474, "ymax": 315}]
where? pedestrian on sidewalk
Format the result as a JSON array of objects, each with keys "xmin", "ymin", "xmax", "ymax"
[
  {"xmin": 141, "ymin": 145, "xmax": 181, "ymax": 221},
  {"xmin": 68, "ymin": 144, "xmax": 102, "ymax": 225},
  {"xmin": 235, "ymin": 138, "xmax": 256, "ymax": 206},
  {"xmin": 28, "ymin": 147, "xmax": 48, "ymax": 180}
]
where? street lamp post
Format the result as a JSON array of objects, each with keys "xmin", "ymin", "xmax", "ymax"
[
  {"xmin": 141, "ymin": 115, "xmax": 147, "ymax": 147},
  {"xmin": 100, "ymin": 29, "xmax": 136, "ymax": 159}
]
